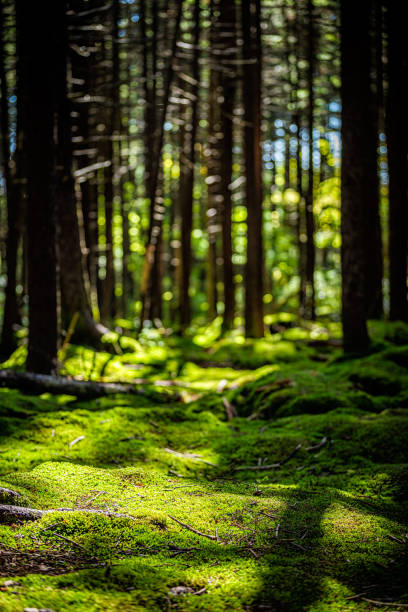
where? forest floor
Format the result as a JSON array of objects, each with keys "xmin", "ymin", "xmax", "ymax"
[{"xmin": 0, "ymin": 317, "xmax": 408, "ymax": 611}]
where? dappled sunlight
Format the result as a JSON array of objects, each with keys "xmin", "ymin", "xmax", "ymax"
[{"xmin": 1, "ymin": 322, "xmax": 408, "ymax": 609}]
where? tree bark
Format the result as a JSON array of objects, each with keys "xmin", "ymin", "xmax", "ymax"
[
  {"xmin": 362, "ymin": 1, "xmax": 383, "ymax": 319},
  {"xmin": 385, "ymin": 0, "xmax": 408, "ymax": 321},
  {"xmin": 139, "ymin": 0, "xmax": 183, "ymax": 330},
  {"xmin": 178, "ymin": 0, "xmax": 200, "ymax": 330},
  {"xmin": 100, "ymin": 0, "xmax": 121, "ymax": 321},
  {"xmin": 242, "ymin": 0, "xmax": 264, "ymax": 337},
  {"xmin": 340, "ymin": 0, "xmax": 370, "ymax": 352},
  {"xmin": 220, "ymin": 0, "xmax": 236, "ymax": 332},
  {"xmin": 0, "ymin": 504, "xmax": 136, "ymax": 524},
  {"xmin": 0, "ymin": 3, "xmax": 21, "ymax": 357},
  {"xmin": 305, "ymin": 0, "xmax": 316, "ymax": 320},
  {"xmin": 17, "ymin": 0, "xmax": 60, "ymax": 374},
  {"xmin": 57, "ymin": 2, "xmax": 108, "ymax": 345},
  {"xmin": 0, "ymin": 369, "xmax": 143, "ymax": 399}
]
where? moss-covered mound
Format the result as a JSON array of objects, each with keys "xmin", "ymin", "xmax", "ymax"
[{"xmin": 0, "ymin": 320, "xmax": 407, "ymax": 611}]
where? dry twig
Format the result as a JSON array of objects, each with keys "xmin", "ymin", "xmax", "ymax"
[{"xmin": 168, "ymin": 515, "xmax": 218, "ymax": 541}]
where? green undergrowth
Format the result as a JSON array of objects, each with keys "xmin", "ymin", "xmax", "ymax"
[{"xmin": 1, "ymin": 318, "xmax": 408, "ymax": 610}]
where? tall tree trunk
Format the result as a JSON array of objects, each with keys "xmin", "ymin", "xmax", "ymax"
[
  {"xmin": 220, "ymin": 0, "xmax": 236, "ymax": 332},
  {"xmin": 139, "ymin": 0, "xmax": 183, "ymax": 330},
  {"xmin": 385, "ymin": 0, "xmax": 408, "ymax": 321},
  {"xmin": 0, "ymin": 2, "xmax": 20, "ymax": 357},
  {"xmin": 179, "ymin": 0, "xmax": 200, "ymax": 329},
  {"xmin": 295, "ymin": 113, "xmax": 306, "ymax": 317},
  {"xmin": 242, "ymin": 0, "xmax": 264, "ymax": 338},
  {"xmin": 18, "ymin": 0, "xmax": 60, "ymax": 373},
  {"xmin": 206, "ymin": 0, "xmax": 222, "ymax": 322},
  {"xmin": 340, "ymin": 0, "xmax": 370, "ymax": 352},
  {"xmin": 362, "ymin": 2, "xmax": 383, "ymax": 319},
  {"xmin": 100, "ymin": 0, "xmax": 120, "ymax": 321},
  {"xmin": 56, "ymin": 4, "xmax": 108, "ymax": 344},
  {"xmin": 305, "ymin": 0, "xmax": 316, "ymax": 320}
]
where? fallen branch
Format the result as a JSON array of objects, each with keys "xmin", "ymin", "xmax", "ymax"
[
  {"xmin": 69, "ymin": 435, "xmax": 85, "ymax": 448},
  {"xmin": 233, "ymin": 444, "xmax": 302, "ymax": 471},
  {"xmin": 168, "ymin": 515, "xmax": 218, "ymax": 540},
  {"xmin": 0, "ymin": 487, "xmax": 21, "ymax": 501},
  {"xmin": 0, "ymin": 504, "xmax": 136, "ymax": 524},
  {"xmin": 361, "ymin": 598, "xmax": 408, "ymax": 608},
  {"xmin": 222, "ymin": 397, "xmax": 237, "ymax": 420},
  {"xmin": 163, "ymin": 485, "xmax": 196, "ymax": 491},
  {"xmin": 164, "ymin": 448, "xmax": 217, "ymax": 467},
  {"xmin": 306, "ymin": 437, "xmax": 328, "ymax": 452},
  {"xmin": 45, "ymin": 530, "xmax": 89, "ymax": 554},
  {"xmin": 0, "ymin": 370, "xmax": 142, "ymax": 399}
]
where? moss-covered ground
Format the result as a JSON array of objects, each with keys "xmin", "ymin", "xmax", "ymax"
[{"xmin": 1, "ymin": 318, "xmax": 408, "ymax": 611}]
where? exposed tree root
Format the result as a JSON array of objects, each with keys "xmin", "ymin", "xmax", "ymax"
[
  {"xmin": 0, "ymin": 370, "xmax": 142, "ymax": 399},
  {"xmin": 0, "ymin": 504, "xmax": 137, "ymax": 524},
  {"xmin": 0, "ymin": 487, "xmax": 21, "ymax": 501},
  {"xmin": 233, "ymin": 444, "xmax": 302, "ymax": 471}
]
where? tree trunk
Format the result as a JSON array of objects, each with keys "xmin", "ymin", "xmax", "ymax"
[
  {"xmin": 100, "ymin": 0, "xmax": 120, "ymax": 321},
  {"xmin": 57, "ymin": 1, "xmax": 108, "ymax": 345},
  {"xmin": 385, "ymin": 0, "xmax": 408, "ymax": 321},
  {"xmin": 362, "ymin": 1, "xmax": 383, "ymax": 319},
  {"xmin": 295, "ymin": 113, "xmax": 306, "ymax": 317},
  {"xmin": 305, "ymin": 0, "xmax": 316, "ymax": 320},
  {"xmin": 18, "ymin": 0, "xmax": 60, "ymax": 373},
  {"xmin": 139, "ymin": 0, "xmax": 183, "ymax": 330},
  {"xmin": 220, "ymin": 0, "xmax": 236, "ymax": 332},
  {"xmin": 0, "ymin": 3, "xmax": 21, "ymax": 357},
  {"xmin": 178, "ymin": 0, "xmax": 200, "ymax": 330},
  {"xmin": 340, "ymin": 0, "xmax": 370, "ymax": 352},
  {"xmin": 242, "ymin": 0, "xmax": 264, "ymax": 338}
]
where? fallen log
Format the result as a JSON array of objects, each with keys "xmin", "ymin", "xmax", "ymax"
[
  {"xmin": 0, "ymin": 504, "xmax": 137, "ymax": 524},
  {"xmin": 0, "ymin": 487, "xmax": 21, "ymax": 501},
  {"xmin": 0, "ymin": 370, "xmax": 139, "ymax": 399}
]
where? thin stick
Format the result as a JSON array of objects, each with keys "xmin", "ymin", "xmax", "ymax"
[
  {"xmin": 46, "ymin": 530, "xmax": 88, "ymax": 553},
  {"xmin": 163, "ymin": 485, "xmax": 196, "ymax": 491},
  {"xmin": 234, "ymin": 444, "xmax": 302, "ymax": 471},
  {"xmin": 361, "ymin": 598, "xmax": 408, "ymax": 608},
  {"xmin": 168, "ymin": 515, "xmax": 217, "ymax": 540},
  {"xmin": 345, "ymin": 592, "xmax": 371, "ymax": 601},
  {"xmin": 83, "ymin": 491, "xmax": 106, "ymax": 506},
  {"xmin": 261, "ymin": 511, "xmax": 279, "ymax": 519},
  {"xmin": 306, "ymin": 436, "xmax": 328, "ymax": 452}
]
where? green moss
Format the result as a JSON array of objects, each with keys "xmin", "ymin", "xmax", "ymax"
[
  {"xmin": 1, "ymin": 324, "xmax": 408, "ymax": 610},
  {"xmin": 349, "ymin": 368, "xmax": 402, "ymax": 396},
  {"xmin": 276, "ymin": 392, "xmax": 343, "ymax": 417}
]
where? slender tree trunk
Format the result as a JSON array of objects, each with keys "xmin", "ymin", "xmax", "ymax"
[
  {"xmin": 139, "ymin": 0, "xmax": 183, "ymax": 330},
  {"xmin": 305, "ymin": 0, "xmax": 315, "ymax": 320},
  {"xmin": 340, "ymin": 0, "xmax": 370, "ymax": 352},
  {"xmin": 220, "ymin": 0, "xmax": 236, "ymax": 332},
  {"xmin": 100, "ymin": 0, "xmax": 120, "ymax": 321},
  {"xmin": 0, "ymin": 1, "xmax": 8, "ymax": 267},
  {"xmin": 295, "ymin": 113, "xmax": 306, "ymax": 316},
  {"xmin": 56, "ymin": 7, "xmax": 108, "ymax": 345},
  {"xmin": 385, "ymin": 0, "xmax": 408, "ymax": 321},
  {"xmin": 242, "ymin": 0, "xmax": 264, "ymax": 337},
  {"xmin": 18, "ymin": 0, "xmax": 60, "ymax": 373},
  {"xmin": 361, "ymin": 2, "xmax": 383, "ymax": 319},
  {"xmin": 179, "ymin": 0, "xmax": 200, "ymax": 329},
  {"xmin": 0, "ymin": 3, "xmax": 20, "ymax": 357},
  {"xmin": 206, "ymin": 0, "xmax": 222, "ymax": 322}
]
